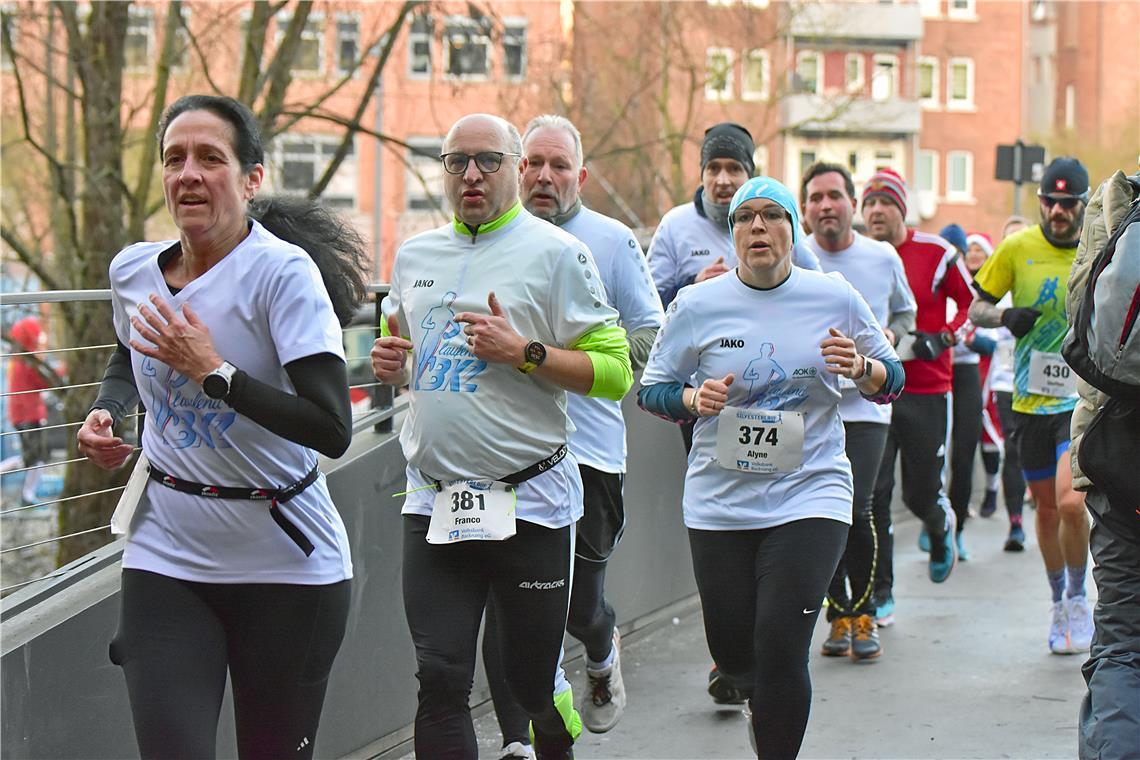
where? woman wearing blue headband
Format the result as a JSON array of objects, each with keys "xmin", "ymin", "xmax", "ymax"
[{"xmin": 638, "ymin": 176, "xmax": 905, "ymax": 757}]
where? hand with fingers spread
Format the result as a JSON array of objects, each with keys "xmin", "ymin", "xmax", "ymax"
[
  {"xmin": 695, "ymin": 256, "xmax": 729, "ymax": 283},
  {"xmin": 76, "ymin": 409, "xmax": 135, "ymax": 470},
  {"xmin": 455, "ymin": 292, "xmax": 527, "ymax": 365},
  {"xmin": 372, "ymin": 314, "xmax": 414, "ymax": 384},
  {"xmin": 820, "ymin": 327, "xmax": 865, "ymax": 379},
  {"xmin": 129, "ymin": 294, "xmax": 222, "ymax": 382},
  {"xmin": 693, "ymin": 372, "xmax": 735, "ymax": 416}
]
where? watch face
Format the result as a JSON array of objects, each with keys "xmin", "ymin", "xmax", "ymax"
[
  {"xmin": 525, "ymin": 341, "xmax": 547, "ymax": 365},
  {"xmin": 202, "ymin": 373, "xmax": 228, "ymax": 399}
]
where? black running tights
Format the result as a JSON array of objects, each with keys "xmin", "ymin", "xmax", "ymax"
[
  {"xmin": 689, "ymin": 518, "xmax": 848, "ymax": 759},
  {"xmin": 110, "ymin": 569, "xmax": 350, "ymax": 760}
]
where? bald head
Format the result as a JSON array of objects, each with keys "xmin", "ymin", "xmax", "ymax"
[{"xmin": 442, "ymin": 113, "xmax": 524, "ymax": 226}]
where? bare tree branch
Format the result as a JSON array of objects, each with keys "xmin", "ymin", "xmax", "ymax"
[
  {"xmin": 257, "ymin": 0, "xmax": 313, "ymax": 135},
  {"xmin": 1, "ymin": 225, "xmax": 61, "ymax": 291}
]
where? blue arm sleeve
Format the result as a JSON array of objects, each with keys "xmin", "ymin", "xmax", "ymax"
[
  {"xmin": 861, "ymin": 357, "xmax": 905, "ymax": 405},
  {"xmin": 637, "ymin": 381, "xmax": 694, "ymax": 423},
  {"xmin": 969, "ymin": 334, "xmax": 997, "ymax": 356}
]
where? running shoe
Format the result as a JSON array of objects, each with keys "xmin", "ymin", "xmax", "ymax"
[
  {"xmin": 1049, "ymin": 600, "xmax": 1072, "ymax": 654},
  {"xmin": 1004, "ymin": 524, "xmax": 1026, "ymax": 552},
  {"xmin": 743, "ymin": 701, "xmax": 758, "ymax": 756},
  {"xmin": 874, "ymin": 595, "xmax": 896, "ymax": 628},
  {"xmin": 850, "ymin": 614, "xmax": 882, "ymax": 661},
  {"xmin": 583, "ymin": 628, "xmax": 626, "ymax": 733},
  {"xmin": 821, "ymin": 617, "xmax": 852, "ymax": 657},
  {"xmin": 928, "ymin": 511, "xmax": 958, "ymax": 584},
  {"xmin": 1066, "ymin": 595, "xmax": 1094, "ymax": 652},
  {"xmin": 707, "ymin": 665, "xmax": 747, "ymax": 705},
  {"xmin": 956, "ymin": 531, "xmax": 970, "ymax": 562},
  {"xmin": 979, "ymin": 489, "xmax": 998, "ymax": 517},
  {"xmin": 500, "ymin": 742, "xmax": 536, "ymax": 760},
  {"xmin": 918, "ymin": 528, "xmax": 931, "ymax": 553}
]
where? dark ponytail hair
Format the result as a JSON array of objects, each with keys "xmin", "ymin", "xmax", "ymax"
[
  {"xmin": 249, "ymin": 197, "xmax": 369, "ymax": 327},
  {"xmin": 158, "ymin": 95, "xmax": 368, "ymax": 326}
]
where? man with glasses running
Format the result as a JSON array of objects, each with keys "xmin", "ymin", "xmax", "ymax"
[
  {"xmin": 968, "ymin": 157, "xmax": 1094, "ymax": 656},
  {"xmin": 371, "ymin": 113, "xmax": 632, "ymax": 760}
]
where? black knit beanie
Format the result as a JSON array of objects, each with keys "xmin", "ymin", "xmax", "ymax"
[{"xmin": 700, "ymin": 122, "xmax": 755, "ymax": 177}]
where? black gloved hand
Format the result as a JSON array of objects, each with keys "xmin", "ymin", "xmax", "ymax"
[
  {"xmin": 910, "ymin": 331, "xmax": 952, "ymax": 361},
  {"xmin": 1001, "ymin": 307, "xmax": 1042, "ymax": 338}
]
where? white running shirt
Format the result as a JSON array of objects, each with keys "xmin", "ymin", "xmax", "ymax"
[
  {"xmin": 110, "ymin": 221, "xmax": 353, "ymax": 584},
  {"xmin": 641, "ymin": 266, "xmax": 899, "ymax": 531},
  {"xmin": 562, "ymin": 206, "xmax": 664, "ymax": 473},
  {"xmin": 385, "ymin": 208, "xmax": 622, "ymax": 528},
  {"xmin": 798, "ymin": 232, "xmax": 916, "ymax": 425}
]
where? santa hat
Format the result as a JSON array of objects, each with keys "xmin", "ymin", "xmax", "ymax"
[{"xmin": 966, "ymin": 232, "xmax": 994, "ymax": 257}]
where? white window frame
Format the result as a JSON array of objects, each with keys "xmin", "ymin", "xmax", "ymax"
[
  {"xmin": 408, "ymin": 14, "xmax": 432, "ymax": 79},
  {"xmin": 844, "ymin": 53, "xmax": 865, "ymax": 94},
  {"xmin": 502, "ymin": 17, "xmax": 527, "ymax": 81},
  {"xmin": 707, "ymin": 0, "xmax": 735, "ymax": 6},
  {"xmin": 405, "ymin": 137, "xmax": 447, "ymax": 213},
  {"xmin": 916, "ymin": 56, "xmax": 939, "ymax": 108},
  {"xmin": 916, "ymin": 149, "xmax": 939, "ymax": 194},
  {"xmin": 947, "ymin": 57, "xmax": 975, "ymax": 110},
  {"xmin": 443, "ymin": 16, "xmax": 491, "ymax": 81},
  {"xmin": 753, "ymin": 145, "xmax": 769, "ymax": 176},
  {"xmin": 948, "ymin": 0, "xmax": 978, "ymax": 20},
  {"xmin": 271, "ymin": 134, "xmax": 357, "ymax": 210},
  {"xmin": 919, "ymin": 0, "xmax": 941, "ymax": 18},
  {"xmin": 278, "ymin": 12, "xmax": 326, "ymax": 76},
  {"xmin": 2, "ymin": 4, "xmax": 19, "ymax": 72},
  {"xmin": 743, "ymin": 0, "xmax": 771, "ymax": 7},
  {"xmin": 1065, "ymin": 84, "xmax": 1076, "ymax": 129},
  {"xmin": 334, "ymin": 13, "xmax": 361, "ymax": 76},
  {"xmin": 874, "ymin": 150, "xmax": 896, "ymax": 170},
  {"xmin": 946, "ymin": 150, "xmax": 974, "ymax": 201},
  {"xmin": 799, "ymin": 149, "xmax": 818, "ymax": 178},
  {"xmin": 705, "ymin": 47, "xmax": 734, "ymax": 101},
  {"xmin": 124, "ymin": 6, "xmax": 154, "ymax": 73},
  {"xmin": 796, "ymin": 50, "xmax": 821, "ymax": 95},
  {"xmin": 741, "ymin": 48, "xmax": 769, "ymax": 101},
  {"xmin": 871, "ymin": 54, "xmax": 899, "ymax": 102}
]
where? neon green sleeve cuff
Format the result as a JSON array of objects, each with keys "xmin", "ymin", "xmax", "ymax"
[{"xmin": 571, "ymin": 323, "xmax": 633, "ymax": 400}]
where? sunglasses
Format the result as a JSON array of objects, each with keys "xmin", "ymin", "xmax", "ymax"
[{"xmin": 1039, "ymin": 195, "xmax": 1085, "ymax": 210}]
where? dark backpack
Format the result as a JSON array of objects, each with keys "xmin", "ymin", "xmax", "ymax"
[{"xmin": 1061, "ymin": 181, "xmax": 1140, "ymax": 518}]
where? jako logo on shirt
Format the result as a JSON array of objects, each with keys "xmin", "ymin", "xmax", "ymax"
[
  {"xmin": 690, "ymin": 249, "xmax": 711, "ymax": 257},
  {"xmin": 720, "ymin": 338, "xmax": 745, "ymax": 348},
  {"xmin": 413, "ymin": 279, "xmax": 434, "ymax": 288},
  {"xmin": 518, "ymin": 579, "xmax": 567, "ymax": 590}
]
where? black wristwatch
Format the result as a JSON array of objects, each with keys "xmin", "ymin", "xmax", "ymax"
[
  {"xmin": 202, "ymin": 361, "xmax": 238, "ymax": 400},
  {"xmin": 859, "ymin": 356, "xmax": 874, "ymax": 381},
  {"xmin": 518, "ymin": 340, "xmax": 547, "ymax": 374}
]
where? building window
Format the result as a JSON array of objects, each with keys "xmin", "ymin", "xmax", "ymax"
[
  {"xmin": 848, "ymin": 151, "xmax": 859, "ymax": 174},
  {"xmin": 947, "ymin": 57, "xmax": 974, "ymax": 108},
  {"xmin": 705, "ymin": 47, "xmax": 734, "ymax": 101},
  {"xmin": 279, "ymin": 14, "xmax": 324, "ymax": 74},
  {"xmin": 919, "ymin": 0, "xmax": 940, "ymax": 17},
  {"xmin": 743, "ymin": 0, "xmax": 771, "ymax": 7},
  {"xmin": 871, "ymin": 54, "xmax": 898, "ymax": 101},
  {"xmin": 124, "ymin": 7, "xmax": 154, "ymax": 71},
  {"xmin": 742, "ymin": 48, "xmax": 769, "ymax": 101},
  {"xmin": 335, "ymin": 15, "xmax": 360, "ymax": 75},
  {"xmin": 444, "ymin": 16, "xmax": 490, "ymax": 79},
  {"xmin": 916, "ymin": 149, "xmax": 938, "ymax": 193},
  {"xmin": 800, "ymin": 150, "xmax": 817, "ymax": 177},
  {"xmin": 874, "ymin": 150, "xmax": 895, "ymax": 170},
  {"xmin": 753, "ymin": 145, "xmax": 768, "ymax": 176},
  {"xmin": 2, "ymin": 5, "xmax": 19, "ymax": 71},
  {"xmin": 1065, "ymin": 84, "xmax": 1076, "ymax": 129},
  {"xmin": 845, "ymin": 53, "xmax": 865, "ymax": 93},
  {"xmin": 946, "ymin": 151, "xmax": 973, "ymax": 199},
  {"xmin": 408, "ymin": 14, "xmax": 432, "ymax": 77},
  {"xmin": 503, "ymin": 20, "xmax": 526, "ymax": 79},
  {"xmin": 707, "ymin": 0, "xmax": 735, "ymax": 6},
  {"xmin": 796, "ymin": 50, "xmax": 821, "ymax": 95},
  {"xmin": 406, "ymin": 138, "xmax": 447, "ymax": 213},
  {"xmin": 916, "ymin": 56, "xmax": 939, "ymax": 106},
  {"xmin": 272, "ymin": 135, "xmax": 357, "ymax": 210},
  {"xmin": 948, "ymin": 0, "xmax": 977, "ymax": 19}
]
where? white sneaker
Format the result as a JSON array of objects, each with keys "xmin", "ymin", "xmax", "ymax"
[
  {"xmin": 743, "ymin": 701, "xmax": 757, "ymax": 757},
  {"xmin": 1048, "ymin": 600, "xmax": 1073, "ymax": 654},
  {"xmin": 1066, "ymin": 595, "xmax": 1094, "ymax": 651},
  {"xmin": 499, "ymin": 741, "xmax": 536, "ymax": 759},
  {"xmin": 583, "ymin": 627, "xmax": 626, "ymax": 733}
]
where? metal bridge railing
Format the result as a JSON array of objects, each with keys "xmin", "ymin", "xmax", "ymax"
[{"xmin": 0, "ymin": 284, "xmax": 393, "ymax": 594}]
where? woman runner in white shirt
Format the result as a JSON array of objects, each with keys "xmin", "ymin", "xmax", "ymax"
[{"xmin": 639, "ymin": 176, "xmax": 903, "ymax": 758}]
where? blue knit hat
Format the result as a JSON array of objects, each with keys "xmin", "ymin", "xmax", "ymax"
[
  {"xmin": 729, "ymin": 176, "xmax": 801, "ymax": 245},
  {"xmin": 939, "ymin": 223, "xmax": 968, "ymax": 253}
]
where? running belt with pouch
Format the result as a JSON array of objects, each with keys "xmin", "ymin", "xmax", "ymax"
[
  {"xmin": 147, "ymin": 462, "xmax": 321, "ymax": 555},
  {"xmin": 421, "ymin": 445, "xmax": 567, "ymax": 490}
]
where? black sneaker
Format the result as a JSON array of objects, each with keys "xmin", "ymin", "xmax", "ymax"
[
  {"xmin": 980, "ymin": 489, "xmax": 998, "ymax": 517},
  {"xmin": 850, "ymin": 614, "xmax": 882, "ymax": 661},
  {"xmin": 820, "ymin": 617, "xmax": 852, "ymax": 656},
  {"xmin": 707, "ymin": 665, "xmax": 747, "ymax": 705}
]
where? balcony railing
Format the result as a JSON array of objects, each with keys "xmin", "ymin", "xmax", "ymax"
[
  {"xmin": 779, "ymin": 93, "xmax": 922, "ymax": 135},
  {"xmin": 787, "ymin": 1, "xmax": 924, "ymax": 42}
]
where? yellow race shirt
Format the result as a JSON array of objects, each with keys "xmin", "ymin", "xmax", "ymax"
[{"xmin": 973, "ymin": 225, "xmax": 1077, "ymax": 415}]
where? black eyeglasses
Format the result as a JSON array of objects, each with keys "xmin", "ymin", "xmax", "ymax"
[
  {"xmin": 440, "ymin": 151, "xmax": 521, "ymax": 175},
  {"xmin": 732, "ymin": 207, "xmax": 789, "ymax": 227},
  {"xmin": 1039, "ymin": 195, "xmax": 1086, "ymax": 210}
]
